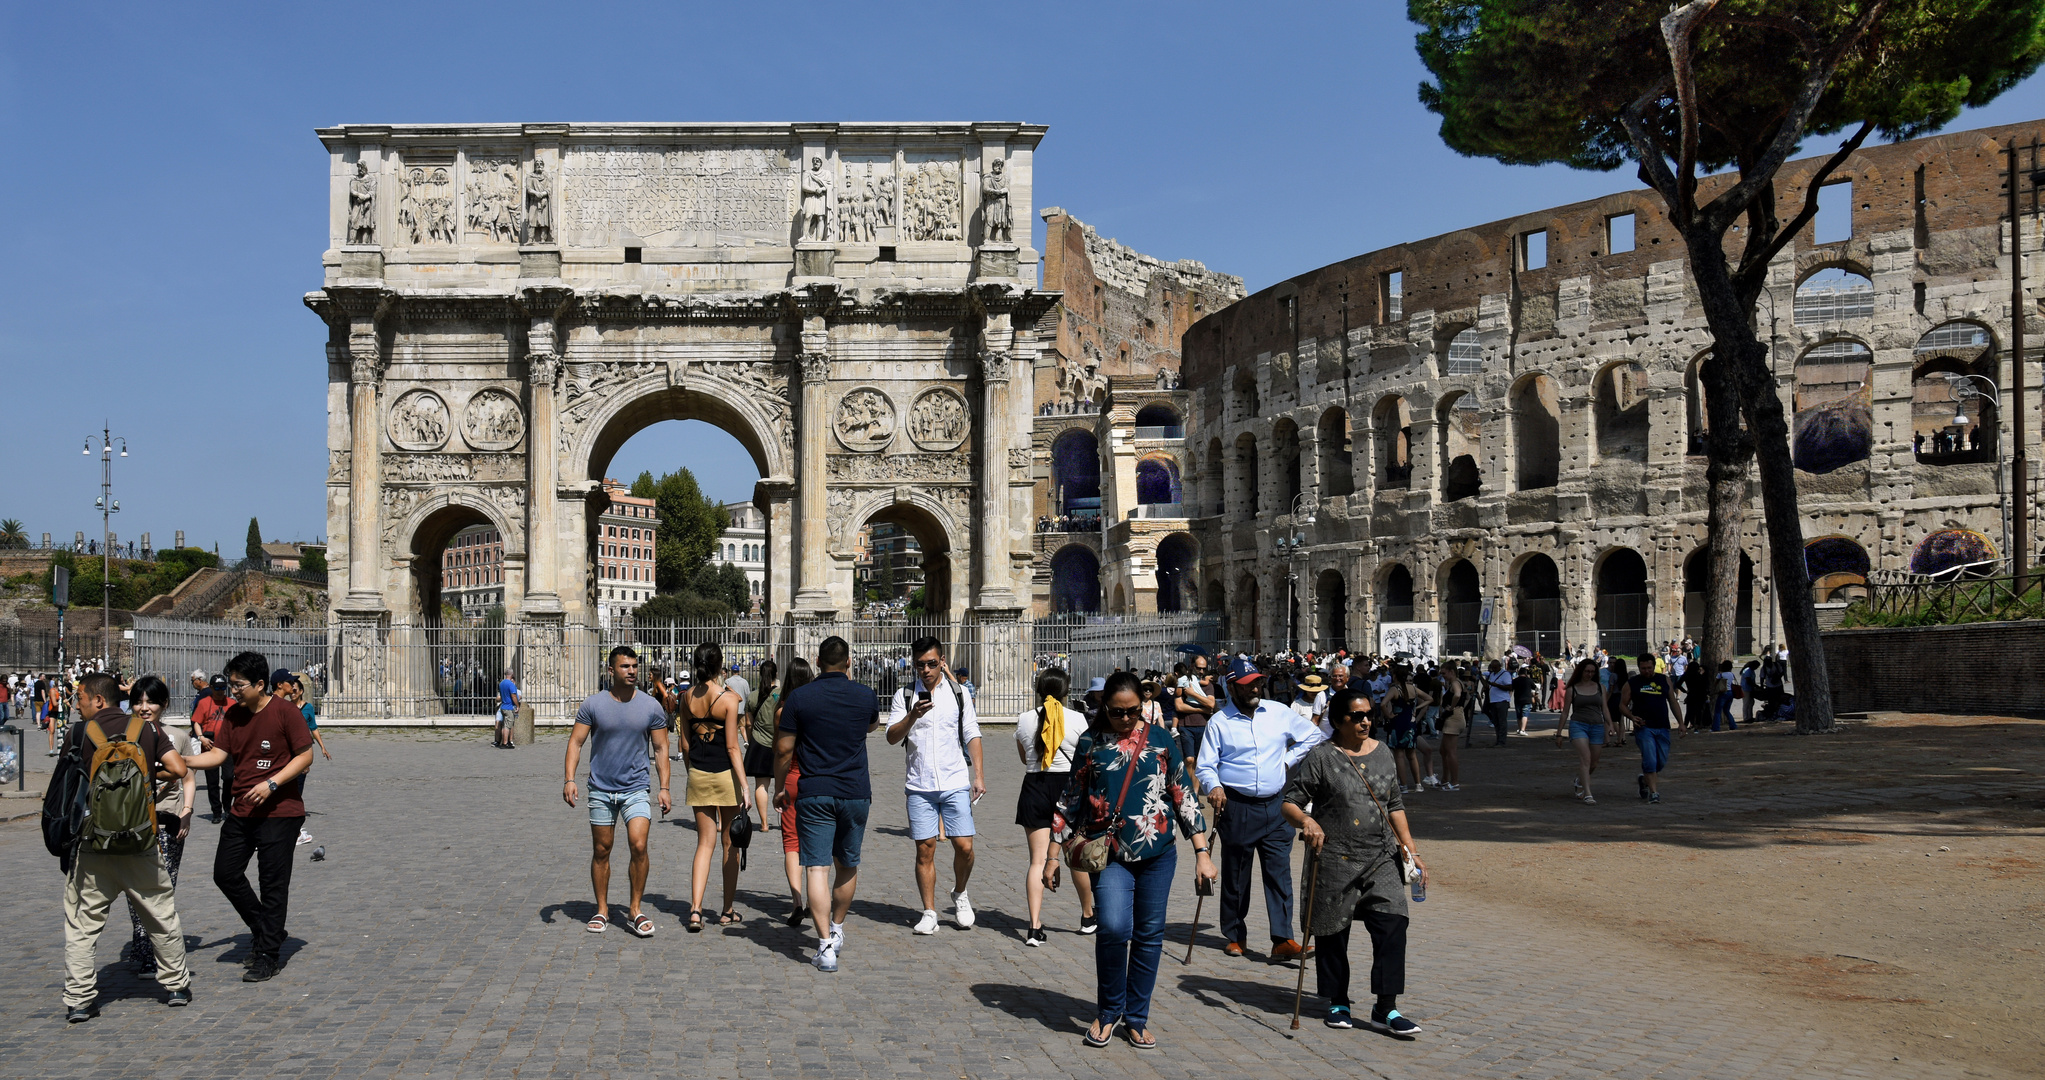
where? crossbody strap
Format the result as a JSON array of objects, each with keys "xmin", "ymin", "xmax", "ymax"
[
  {"xmin": 1095, "ymin": 738, "xmax": 1141, "ymax": 845},
  {"xmin": 1340, "ymin": 746, "xmax": 1408, "ymax": 866}
]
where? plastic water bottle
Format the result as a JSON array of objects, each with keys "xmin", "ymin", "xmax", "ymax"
[{"xmin": 1409, "ymin": 865, "xmax": 1426, "ymax": 903}]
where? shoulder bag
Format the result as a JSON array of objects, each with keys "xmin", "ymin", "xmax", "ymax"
[
  {"xmin": 1341, "ymin": 747, "xmax": 1414, "ymax": 888},
  {"xmin": 1066, "ymin": 739, "xmax": 1139, "ymax": 874}
]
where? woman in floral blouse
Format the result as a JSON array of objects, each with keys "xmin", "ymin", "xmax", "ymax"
[{"xmin": 1048, "ymin": 670, "xmax": 1217, "ymax": 1050}]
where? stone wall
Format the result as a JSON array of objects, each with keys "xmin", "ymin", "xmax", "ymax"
[
  {"xmin": 1824, "ymin": 621, "xmax": 2045, "ymax": 718},
  {"xmin": 1178, "ymin": 117, "xmax": 2045, "ymax": 655}
]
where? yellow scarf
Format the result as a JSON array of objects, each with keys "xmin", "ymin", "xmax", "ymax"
[{"xmin": 1039, "ymin": 695, "xmax": 1066, "ymax": 771}]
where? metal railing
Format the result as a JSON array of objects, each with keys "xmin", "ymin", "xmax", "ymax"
[
  {"xmin": 1129, "ymin": 503, "xmax": 1186, "ymax": 519},
  {"xmin": 1133, "ymin": 426, "xmax": 1185, "ymax": 440},
  {"xmin": 1853, "ymin": 568, "xmax": 2044, "ymax": 624}
]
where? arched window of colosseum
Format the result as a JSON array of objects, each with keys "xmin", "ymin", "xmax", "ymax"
[
  {"xmin": 1439, "ymin": 392, "xmax": 1482, "ymax": 502},
  {"xmin": 1380, "ymin": 564, "xmax": 1415, "ymax": 623},
  {"xmin": 1318, "ymin": 408, "xmax": 1355, "ymax": 497},
  {"xmin": 1594, "ymin": 548, "xmax": 1651, "ymax": 656},
  {"xmin": 1234, "ymin": 572, "xmax": 1263, "ymax": 645},
  {"xmin": 1793, "ymin": 339, "xmax": 1874, "ymax": 473},
  {"xmin": 1804, "ymin": 536, "xmax": 1871, "ymax": 603},
  {"xmin": 1233, "ymin": 432, "xmax": 1261, "ymax": 517},
  {"xmin": 1793, "ymin": 267, "xmax": 1875, "ymax": 325},
  {"xmin": 1136, "ymin": 455, "xmax": 1181, "ymax": 506},
  {"xmin": 1514, "ymin": 554, "xmax": 1562, "ymax": 655},
  {"xmin": 1052, "ymin": 429, "xmax": 1102, "ymax": 522},
  {"xmin": 1156, "ymin": 533, "xmax": 1196, "ymax": 614},
  {"xmin": 1203, "ymin": 577, "xmax": 1226, "ymax": 616},
  {"xmin": 1445, "ymin": 327, "xmax": 1484, "ymax": 376},
  {"xmin": 1441, "ymin": 559, "xmax": 1482, "ymax": 654},
  {"xmin": 1682, "ymin": 547, "xmax": 1755, "ymax": 654},
  {"xmin": 1594, "ymin": 362, "xmax": 1651, "ymax": 463},
  {"xmin": 1134, "ymin": 403, "xmax": 1182, "ymax": 435},
  {"xmin": 1911, "ymin": 321, "xmax": 1997, "ymax": 466},
  {"xmin": 1203, "ymin": 437, "xmax": 1225, "ymax": 516},
  {"xmin": 1511, "ymin": 375, "xmax": 1560, "ymax": 490},
  {"xmin": 1273, "ymin": 418, "xmax": 1303, "ymax": 507},
  {"xmin": 1315, "ymin": 569, "xmax": 1349, "ymax": 652},
  {"xmin": 1373, "ymin": 397, "xmax": 1412, "ymax": 489},
  {"xmin": 1049, "ymin": 544, "xmax": 1101, "ymax": 614},
  {"xmin": 1232, "ymin": 366, "xmax": 1260, "ymax": 421}
]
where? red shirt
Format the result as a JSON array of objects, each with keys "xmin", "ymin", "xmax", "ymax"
[
  {"xmin": 217, "ymin": 695, "xmax": 314, "ymax": 819},
  {"xmin": 192, "ymin": 694, "xmax": 231, "ymax": 738}
]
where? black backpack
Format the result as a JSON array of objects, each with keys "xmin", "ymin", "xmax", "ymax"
[{"xmin": 41, "ymin": 728, "xmax": 90, "ymax": 867}]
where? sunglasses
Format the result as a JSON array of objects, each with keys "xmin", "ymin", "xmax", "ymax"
[
  {"xmin": 914, "ymin": 659, "xmax": 944, "ymax": 670},
  {"xmin": 1105, "ymin": 705, "xmax": 1144, "ymax": 720},
  {"xmin": 1341, "ymin": 710, "xmax": 1371, "ymax": 723}
]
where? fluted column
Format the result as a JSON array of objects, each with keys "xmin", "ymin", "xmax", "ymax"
[
  {"xmin": 794, "ymin": 316, "xmax": 835, "ymax": 612},
  {"xmin": 975, "ymin": 311, "xmax": 1018, "ymax": 609},
  {"xmin": 343, "ymin": 341, "xmax": 385, "ymax": 611},
  {"xmin": 524, "ymin": 351, "xmax": 563, "ymax": 613}
]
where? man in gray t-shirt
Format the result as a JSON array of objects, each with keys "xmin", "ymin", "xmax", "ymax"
[{"xmin": 563, "ymin": 647, "xmax": 672, "ymax": 937}]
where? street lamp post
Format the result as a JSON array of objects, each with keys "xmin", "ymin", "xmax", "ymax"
[
  {"xmin": 84, "ymin": 424, "xmax": 127, "ymax": 669},
  {"xmin": 1947, "ymin": 373, "xmax": 2012, "ymax": 572},
  {"xmin": 1276, "ymin": 491, "xmax": 1316, "ymax": 654}
]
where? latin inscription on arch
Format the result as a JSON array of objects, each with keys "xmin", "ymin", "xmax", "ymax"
[{"xmin": 560, "ymin": 145, "xmax": 792, "ymax": 245}]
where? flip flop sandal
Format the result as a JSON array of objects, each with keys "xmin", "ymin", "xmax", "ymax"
[
  {"xmin": 720, "ymin": 909, "xmax": 741, "ymax": 925},
  {"xmin": 686, "ymin": 912, "xmax": 704, "ymax": 933},
  {"xmin": 1083, "ymin": 1021, "xmax": 1116, "ymax": 1048},
  {"xmin": 628, "ymin": 913, "xmax": 656, "ymax": 937},
  {"xmin": 585, "ymin": 913, "xmax": 608, "ymax": 934},
  {"xmin": 1125, "ymin": 1027, "xmax": 1157, "ymax": 1050}
]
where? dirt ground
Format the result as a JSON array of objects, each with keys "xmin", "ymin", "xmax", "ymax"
[{"xmin": 1424, "ymin": 712, "xmax": 2045, "ymax": 1078}]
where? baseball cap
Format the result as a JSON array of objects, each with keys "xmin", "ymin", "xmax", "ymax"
[
  {"xmin": 271, "ymin": 670, "xmax": 301, "ymax": 688},
  {"xmin": 1087, "ymin": 677, "xmax": 1107, "ymax": 693},
  {"xmin": 209, "ymin": 675, "xmax": 228, "ymax": 691},
  {"xmin": 1227, "ymin": 657, "xmax": 1265, "ymax": 686}
]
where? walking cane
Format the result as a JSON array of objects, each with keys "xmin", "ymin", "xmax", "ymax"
[
  {"xmin": 1182, "ymin": 871, "xmax": 1210, "ymax": 964},
  {"xmin": 1289, "ymin": 848, "xmax": 1322, "ymax": 1031}
]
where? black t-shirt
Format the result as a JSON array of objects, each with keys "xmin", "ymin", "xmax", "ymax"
[
  {"xmin": 1627, "ymin": 673, "xmax": 1676, "ymax": 729},
  {"xmin": 60, "ymin": 709, "xmax": 175, "ymax": 769}
]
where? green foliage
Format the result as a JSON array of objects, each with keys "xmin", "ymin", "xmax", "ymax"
[
  {"xmin": 33, "ymin": 546, "xmax": 225, "ymax": 611},
  {"xmin": 634, "ymin": 590, "xmax": 735, "ymax": 623},
  {"xmin": 685, "ymin": 561, "xmax": 752, "ymax": 613},
  {"xmin": 632, "ymin": 468, "xmax": 729, "ymax": 593},
  {"xmin": 300, "ymin": 547, "xmax": 328, "ymax": 575},
  {"xmin": 0, "ymin": 518, "xmax": 27, "ymax": 549},
  {"xmin": 156, "ymin": 547, "xmax": 219, "ymax": 578},
  {"xmin": 906, "ymin": 586, "xmax": 928, "ymax": 617},
  {"xmin": 1412, "ymin": 1, "xmax": 2045, "ymax": 173},
  {"xmin": 245, "ymin": 517, "xmax": 264, "ymax": 563}
]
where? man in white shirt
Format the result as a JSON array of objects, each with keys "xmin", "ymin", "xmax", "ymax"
[
  {"xmin": 1197, "ymin": 658, "xmax": 1326, "ymax": 960},
  {"xmin": 884, "ymin": 636, "xmax": 985, "ymax": 934},
  {"xmin": 1482, "ymin": 659, "xmax": 1514, "ymax": 747}
]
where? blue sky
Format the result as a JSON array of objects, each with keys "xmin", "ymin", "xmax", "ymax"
[{"xmin": 2, "ymin": 3, "xmax": 2039, "ymax": 554}]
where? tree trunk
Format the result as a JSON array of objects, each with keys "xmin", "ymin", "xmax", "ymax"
[{"xmin": 1701, "ymin": 446, "xmax": 1747, "ymax": 678}]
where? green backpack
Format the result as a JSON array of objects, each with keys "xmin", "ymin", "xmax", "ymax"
[{"xmin": 82, "ymin": 716, "xmax": 158, "ymax": 856}]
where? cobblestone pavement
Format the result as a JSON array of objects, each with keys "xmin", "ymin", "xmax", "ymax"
[{"xmin": 0, "ymin": 720, "xmax": 1968, "ymax": 1079}]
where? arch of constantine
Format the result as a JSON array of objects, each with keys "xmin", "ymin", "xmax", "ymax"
[
  {"xmin": 307, "ymin": 122, "xmax": 1054, "ymax": 716},
  {"xmin": 1168, "ymin": 119, "xmax": 2044, "ymax": 657}
]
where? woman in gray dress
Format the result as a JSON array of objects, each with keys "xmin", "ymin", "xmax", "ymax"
[{"xmin": 1281, "ymin": 687, "xmax": 1429, "ymax": 1034}]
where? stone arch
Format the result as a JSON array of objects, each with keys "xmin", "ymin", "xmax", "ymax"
[
  {"xmin": 1111, "ymin": 582, "xmax": 1129, "ymax": 614},
  {"xmin": 1233, "ymin": 431, "xmax": 1262, "ymax": 517},
  {"xmin": 1513, "ymin": 551, "xmax": 1563, "ymax": 654},
  {"xmin": 1051, "ymin": 427, "xmax": 1102, "ymax": 519},
  {"xmin": 1155, "ymin": 532, "xmax": 1197, "ymax": 613},
  {"xmin": 1201, "ymin": 436, "xmax": 1224, "ymax": 517},
  {"xmin": 1233, "ymin": 570, "xmax": 1263, "ymax": 646},
  {"xmin": 1791, "ymin": 264, "xmax": 1876, "ymax": 326},
  {"xmin": 1272, "ymin": 417, "xmax": 1303, "ymax": 508},
  {"xmin": 1136, "ymin": 452, "xmax": 1183, "ymax": 507},
  {"xmin": 1231, "ymin": 365, "xmax": 1260, "ymax": 420},
  {"xmin": 1793, "ymin": 336, "xmax": 1874, "ymax": 473},
  {"xmin": 391, "ymin": 490, "xmax": 524, "ymax": 625},
  {"xmin": 1438, "ymin": 391, "xmax": 1482, "ymax": 502},
  {"xmin": 1133, "ymin": 402, "xmax": 1182, "ymax": 431},
  {"xmin": 1804, "ymin": 535, "xmax": 1871, "ymax": 603},
  {"xmin": 1317, "ymin": 406, "xmax": 1355, "ymax": 497},
  {"xmin": 1440, "ymin": 323, "xmax": 1483, "ymax": 376},
  {"xmin": 1911, "ymin": 320, "xmax": 1998, "ymax": 465},
  {"xmin": 1048, "ymin": 543, "xmax": 1102, "ymax": 614},
  {"xmin": 574, "ymin": 372, "xmax": 787, "ymax": 484},
  {"xmin": 849, "ymin": 493, "xmax": 963, "ymax": 617},
  {"xmin": 1593, "ymin": 546, "xmax": 1650, "ymax": 655},
  {"xmin": 1378, "ymin": 562, "xmax": 1416, "ymax": 623},
  {"xmin": 1592, "ymin": 360, "xmax": 1650, "ymax": 463},
  {"xmin": 1682, "ymin": 545, "xmax": 1755, "ymax": 653},
  {"xmin": 1438, "ymin": 557, "xmax": 1482, "ymax": 654},
  {"xmin": 1315, "ymin": 568, "xmax": 1349, "ymax": 652},
  {"xmin": 1203, "ymin": 577, "xmax": 1226, "ymax": 617},
  {"xmin": 1509, "ymin": 373, "xmax": 1559, "ymax": 490},
  {"xmin": 1372, "ymin": 395, "xmax": 1413, "ymax": 489}
]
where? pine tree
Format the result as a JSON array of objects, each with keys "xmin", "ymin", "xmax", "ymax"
[{"xmin": 245, "ymin": 517, "xmax": 264, "ymax": 564}]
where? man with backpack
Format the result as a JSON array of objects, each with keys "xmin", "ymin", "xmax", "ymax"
[
  {"xmin": 182, "ymin": 651, "xmax": 315, "ymax": 983},
  {"xmin": 54, "ymin": 671, "xmax": 194, "ymax": 1020},
  {"xmin": 885, "ymin": 636, "xmax": 985, "ymax": 934}
]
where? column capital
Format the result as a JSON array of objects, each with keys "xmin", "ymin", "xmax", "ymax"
[
  {"xmin": 527, "ymin": 351, "xmax": 562, "ymax": 389},
  {"xmin": 799, "ymin": 351, "xmax": 830, "ymax": 384},
  {"xmin": 979, "ymin": 349, "xmax": 1012, "ymax": 386},
  {"xmin": 349, "ymin": 347, "xmax": 384, "ymax": 387}
]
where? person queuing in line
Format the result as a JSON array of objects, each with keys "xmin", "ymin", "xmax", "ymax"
[
  {"xmin": 59, "ymin": 671, "xmax": 196, "ymax": 1020},
  {"xmin": 496, "ymin": 668, "xmax": 521, "ymax": 749},
  {"xmin": 679, "ymin": 641, "xmax": 751, "ymax": 931},
  {"xmin": 1197, "ymin": 657, "xmax": 1325, "ymax": 962},
  {"xmin": 182, "ymin": 651, "xmax": 314, "ymax": 983},
  {"xmin": 772, "ymin": 658, "xmax": 815, "ymax": 926},
  {"xmin": 270, "ymin": 672, "xmax": 328, "ymax": 847},
  {"xmin": 561, "ymin": 646, "xmax": 672, "ymax": 938},
  {"xmin": 1282, "ymin": 686, "xmax": 1427, "ymax": 1034},
  {"xmin": 1554, "ymin": 658, "xmax": 1611, "ymax": 804},
  {"xmin": 1047, "ymin": 671, "xmax": 1216, "ymax": 1050},
  {"xmin": 744, "ymin": 659, "xmax": 781, "ymax": 834},
  {"xmin": 885, "ymin": 636, "xmax": 986, "ymax": 935},
  {"xmin": 1012, "ymin": 666, "xmax": 1095, "ymax": 946},
  {"xmin": 121, "ymin": 676, "xmax": 198, "ymax": 980},
  {"xmin": 776, "ymin": 635, "xmax": 878, "ymax": 973},
  {"xmin": 1381, "ymin": 665, "xmax": 1431, "ymax": 794},
  {"xmin": 1619, "ymin": 653, "xmax": 1684, "ymax": 805},
  {"xmin": 191, "ymin": 675, "xmax": 234, "ymax": 821}
]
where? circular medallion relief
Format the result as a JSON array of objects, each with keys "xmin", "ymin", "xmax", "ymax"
[
  {"xmin": 907, "ymin": 387, "xmax": 969, "ymax": 451},
  {"xmin": 387, "ymin": 389, "xmax": 451, "ymax": 451},
  {"xmin": 833, "ymin": 387, "xmax": 898, "ymax": 453},
  {"xmin": 461, "ymin": 387, "xmax": 526, "ymax": 450}
]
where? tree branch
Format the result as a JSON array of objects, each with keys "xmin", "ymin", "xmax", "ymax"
[
  {"xmin": 1660, "ymin": 0, "xmax": 1721, "ymax": 223},
  {"xmin": 1698, "ymin": 0, "xmax": 1888, "ymax": 230},
  {"xmin": 1619, "ymin": 78, "xmax": 1684, "ymax": 214},
  {"xmin": 1734, "ymin": 120, "xmax": 1876, "ymax": 289}
]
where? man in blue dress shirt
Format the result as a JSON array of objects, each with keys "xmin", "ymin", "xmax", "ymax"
[{"xmin": 1197, "ymin": 657, "xmax": 1326, "ymax": 960}]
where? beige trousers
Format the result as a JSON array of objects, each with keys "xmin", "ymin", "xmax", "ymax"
[{"xmin": 64, "ymin": 849, "xmax": 189, "ymax": 1006}]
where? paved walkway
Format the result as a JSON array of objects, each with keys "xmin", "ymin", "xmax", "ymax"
[{"xmin": 0, "ymin": 723, "xmax": 1950, "ymax": 1079}]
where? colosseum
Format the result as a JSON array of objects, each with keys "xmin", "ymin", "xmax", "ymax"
[{"xmin": 1049, "ymin": 118, "xmax": 2043, "ymax": 658}]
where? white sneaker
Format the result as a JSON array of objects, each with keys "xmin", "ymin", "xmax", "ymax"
[
  {"xmin": 828, "ymin": 921, "xmax": 844, "ymax": 946},
  {"xmin": 913, "ymin": 909, "xmax": 940, "ymax": 935},
  {"xmin": 952, "ymin": 890, "xmax": 976, "ymax": 930},
  {"xmin": 296, "ymin": 830, "xmax": 314, "ymax": 846},
  {"xmin": 812, "ymin": 939, "xmax": 839, "ymax": 973}
]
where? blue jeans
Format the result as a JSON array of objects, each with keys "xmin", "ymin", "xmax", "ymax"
[
  {"xmin": 1093, "ymin": 844, "xmax": 1177, "ymax": 1030},
  {"xmin": 1712, "ymin": 691, "xmax": 1737, "ymax": 731}
]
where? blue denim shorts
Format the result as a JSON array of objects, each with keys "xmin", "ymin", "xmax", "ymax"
[
  {"xmin": 1637, "ymin": 727, "xmax": 1672, "ymax": 774},
  {"xmin": 1567, "ymin": 720, "xmax": 1607, "ymax": 745},
  {"xmin": 906, "ymin": 788, "xmax": 975, "ymax": 841},
  {"xmin": 587, "ymin": 787, "xmax": 652, "ymax": 827},
  {"xmin": 796, "ymin": 795, "xmax": 871, "ymax": 868}
]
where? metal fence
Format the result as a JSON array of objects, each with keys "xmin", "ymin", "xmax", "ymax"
[{"xmin": 0, "ymin": 627, "xmax": 65, "ymax": 670}]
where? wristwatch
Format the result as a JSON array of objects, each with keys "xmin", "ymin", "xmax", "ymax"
[{"xmin": 266, "ymin": 779, "xmax": 278, "ymax": 794}]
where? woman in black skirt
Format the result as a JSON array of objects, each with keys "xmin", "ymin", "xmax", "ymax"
[{"xmin": 1012, "ymin": 667, "xmax": 1096, "ymax": 945}]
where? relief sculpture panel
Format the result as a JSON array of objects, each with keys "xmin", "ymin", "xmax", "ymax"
[
  {"xmin": 837, "ymin": 157, "xmax": 894, "ymax": 243},
  {"xmin": 397, "ymin": 162, "xmax": 456, "ymax": 244},
  {"xmin": 907, "ymin": 387, "xmax": 969, "ymax": 451},
  {"xmin": 464, "ymin": 157, "xmax": 525, "ymax": 244},
  {"xmin": 901, "ymin": 155, "xmax": 962, "ymax": 242},
  {"xmin": 461, "ymin": 387, "xmax": 526, "ymax": 450},
  {"xmin": 560, "ymin": 145, "xmax": 792, "ymax": 247},
  {"xmin": 827, "ymin": 452, "xmax": 970, "ymax": 484},
  {"xmin": 387, "ymin": 390, "xmax": 451, "ymax": 451},
  {"xmin": 833, "ymin": 388, "xmax": 897, "ymax": 452}
]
